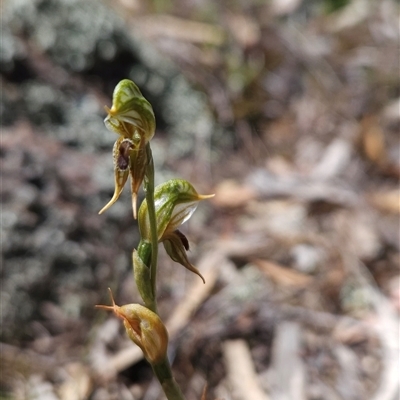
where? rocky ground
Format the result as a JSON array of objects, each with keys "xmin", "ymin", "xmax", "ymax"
[{"xmin": 1, "ymin": 0, "xmax": 399, "ymax": 399}]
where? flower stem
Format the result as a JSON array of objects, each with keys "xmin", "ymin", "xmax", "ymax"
[
  {"xmin": 144, "ymin": 143, "xmax": 159, "ymax": 308},
  {"xmin": 152, "ymin": 358, "xmax": 186, "ymax": 400},
  {"xmin": 143, "ymin": 143, "xmax": 187, "ymax": 399},
  {"xmin": 144, "ymin": 143, "xmax": 158, "ymax": 306}
]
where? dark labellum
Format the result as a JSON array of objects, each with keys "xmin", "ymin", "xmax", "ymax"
[
  {"xmin": 117, "ymin": 140, "xmax": 133, "ymax": 170},
  {"xmin": 175, "ymin": 229, "xmax": 189, "ymax": 250}
]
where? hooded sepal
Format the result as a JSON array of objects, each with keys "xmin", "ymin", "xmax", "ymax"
[
  {"xmin": 138, "ymin": 179, "xmax": 214, "ymax": 242},
  {"xmin": 104, "ymin": 79, "xmax": 155, "ymax": 144}
]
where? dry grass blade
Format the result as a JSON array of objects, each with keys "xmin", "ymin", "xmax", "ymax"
[
  {"xmin": 131, "ymin": 15, "xmax": 225, "ymax": 45},
  {"xmin": 166, "ymin": 250, "xmax": 226, "ymax": 337},
  {"xmin": 370, "ymin": 290, "xmax": 400, "ymax": 400},
  {"xmin": 223, "ymin": 339, "xmax": 270, "ymax": 400},
  {"xmin": 269, "ymin": 322, "xmax": 306, "ymax": 400},
  {"xmin": 254, "ymin": 258, "xmax": 313, "ymax": 288}
]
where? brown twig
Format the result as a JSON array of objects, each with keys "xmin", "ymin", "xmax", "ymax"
[{"xmin": 222, "ymin": 339, "xmax": 270, "ymax": 400}]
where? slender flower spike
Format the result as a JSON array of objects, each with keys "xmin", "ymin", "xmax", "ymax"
[
  {"xmin": 138, "ymin": 179, "xmax": 214, "ymax": 282},
  {"xmin": 99, "ymin": 80, "xmax": 155, "ymax": 218},
  {"xmin": 96, "ymin": 289, "xmax": 168, "ymax": 365}
]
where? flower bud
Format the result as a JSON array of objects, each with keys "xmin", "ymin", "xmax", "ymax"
[
  {"xmin": 133, "ymin": 249, "xmax": 154, "ymax": 306},
  {"xmin": 104, "ymin": 79, "xmax": 155, "ymax": 144},
  {"xmin": 96, "ymin": 289, "xmax": 168, "ymax": 365}
]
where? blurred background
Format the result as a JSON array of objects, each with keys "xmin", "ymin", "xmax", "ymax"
[{"xmin": 1, "ymin": 0, "xmax": 399, "ymax": 399}]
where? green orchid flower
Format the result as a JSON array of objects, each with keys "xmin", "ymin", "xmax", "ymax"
[
  {"xmin": 100, "ymin": 80, "xmax": 155, "ymax": 218},
  {"xmin": 138, "ymin": 179, "xmax": 214, "ymax": 282}
]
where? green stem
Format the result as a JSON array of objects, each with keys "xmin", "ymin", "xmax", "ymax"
[
  {"xmin": 144, "ymin": 143, "xmax": 159, "ymax": 312},
  {"xmin": 152, "ymin": 358, "xmax": 186, "ymax": 400},
  {"xmin": 143, "ymin": 143, "xmax": 187, "ymax": 400}
]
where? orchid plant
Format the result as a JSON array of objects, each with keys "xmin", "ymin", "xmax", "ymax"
[{"xmin": 96, "ymin": 79, "xmax": 213, "ymax": 400}]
